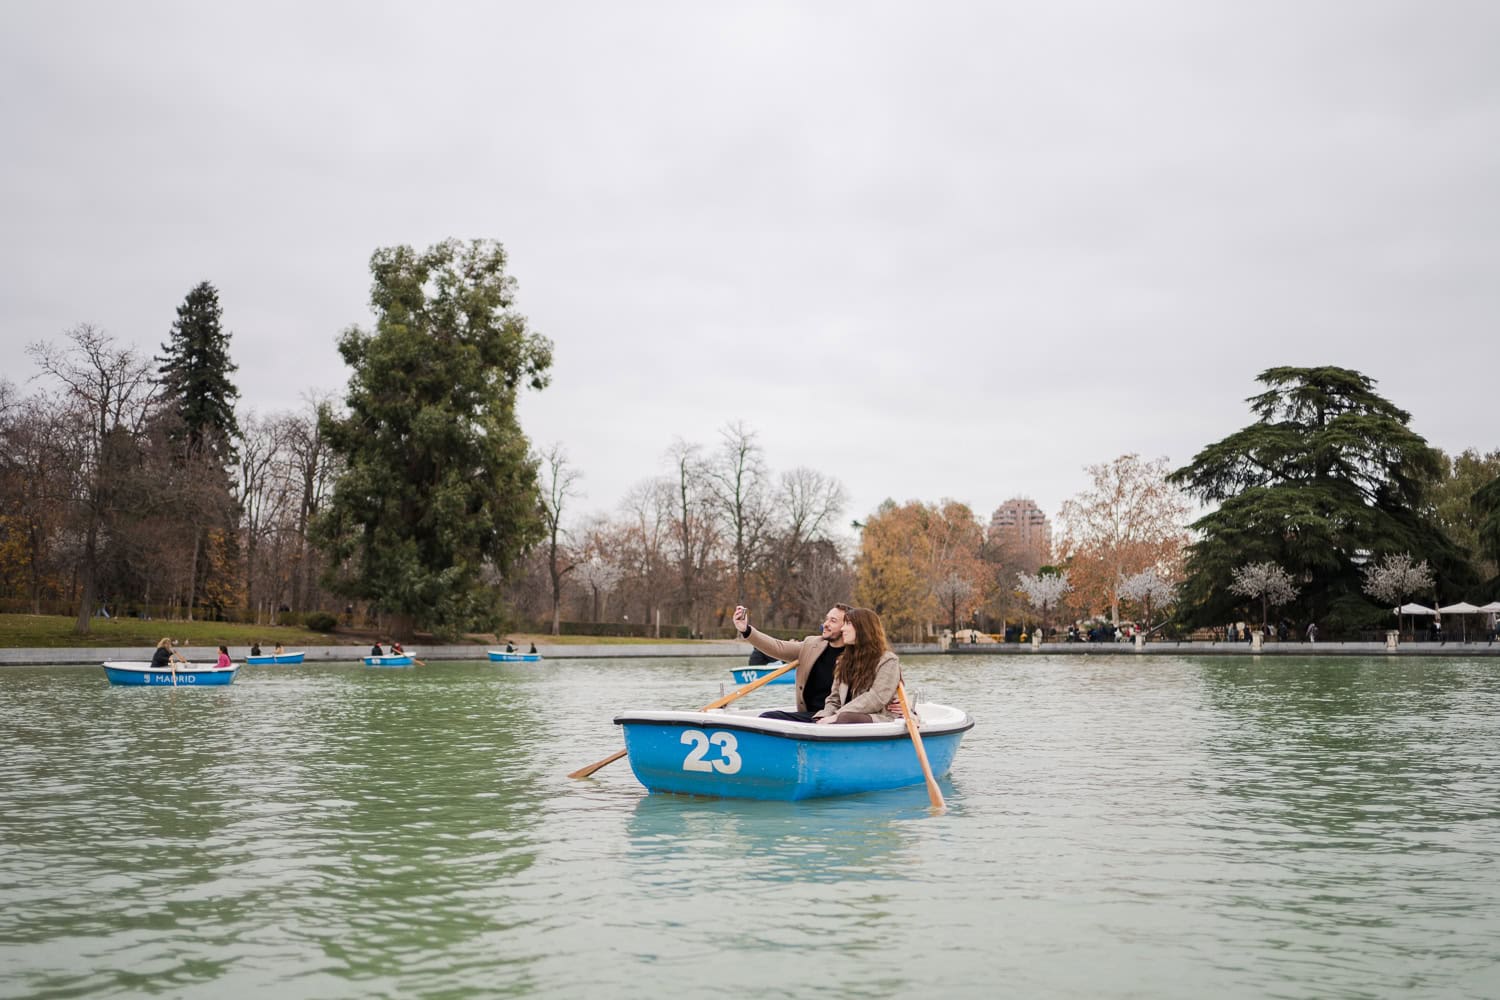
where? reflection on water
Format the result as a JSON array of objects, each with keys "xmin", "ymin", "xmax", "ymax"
[
  {"xmin": 2, "ymin": 655, "xmax": 1499, "ymax": 999},
  {"xmin": 626, "ymin": 788, "xmax": 931, "ymax": 885}
]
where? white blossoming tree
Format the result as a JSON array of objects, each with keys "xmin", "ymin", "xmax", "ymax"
[
  {"xmin": 1016, "ymin": 570, "xmax": 1072, "ymax": 638},
  {"xmin": 1118, "ymin": 568, "xmax": 1177, "ymax": 637},
  {"xmin": 1361, "ymin": 552, "xmax": 1434, "ymax": 636},
  {"xmin": 1228, "ymin": 562, "xmax": 1299, "ymax": 630}
]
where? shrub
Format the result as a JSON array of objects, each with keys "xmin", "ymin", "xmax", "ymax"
[{"xmin": 304, "ymin": 612, "xmax": 338, "ymax": 632}]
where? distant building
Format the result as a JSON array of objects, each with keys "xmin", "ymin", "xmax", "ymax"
[{"xmin": 988, "ymin": 497, "xmax": 1052, "ymax": 569}]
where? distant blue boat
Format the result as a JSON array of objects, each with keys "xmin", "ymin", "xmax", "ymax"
[
  {"xmin": 488, "ymin": 650, "xmax": 542, "ymax": 662},
  {"xmin": 729, "ymin": 662, "xmax": 792, "ymax": 685},
  {"xmin": 246, "ymin": 651, "xmax": 305, "ymax": 665},
  {"xmin": 613, "ymin": 703, "xmax": 973, "ymax": 801},
  {"xmin": 102, "ymin": 661, "xmax": 238, "ymax": 687},
  {"xmin": 364, "ymin": 654, "xmax": 414, "ymax": 667}
]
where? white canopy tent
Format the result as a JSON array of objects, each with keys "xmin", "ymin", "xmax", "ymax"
[
  {"xmin": 1395, "ymin": 603, "xmax": 1437, "ymax": 615},
  {"xmin": 1438, "ymin": 601, "xmax": 1483, "ymax": 641},
  {"xmin": 1477, "ymin": 601, "xmax": 1500, "ymax": 613}
]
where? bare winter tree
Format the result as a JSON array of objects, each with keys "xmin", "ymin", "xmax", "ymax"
[
  {"xmin": 28, "ymin": 325, "xmax": 161, "ymax": 634},
  {"xmin": 1016, "ymin": 570, "xmax": 1072, "ymax": 636},
  {"xmin": 932, "ymin": 571, "xmax": 975, "ymax": 633},
  {"xmin": 538, "ymin": 444, "xmax": 582, "ymax": 635},
  {"xmin": 665, "ymin": 439, "xmax": 721, "ymax": 637},
  {"xmin": 573, "ymin": 521, "xmax": 621, "ymax": 620},
  {"xmin": 760, "ymin": 467, "xmax": 848, "ymax": 627},
  {"xmin": 706, "ymin": 421, "xmax": 771, "ymax": 606},
  {"xmin": 1228, "ymin": 561, "xmax": 1299, "ymax": 629},
  {"xmin": 1118, "ymin": 567, "xmax": 1177, "ymax": 636},
  {"xmin": 1361, "ymin": 552, "xmax": 1435, "ymax": 636}
]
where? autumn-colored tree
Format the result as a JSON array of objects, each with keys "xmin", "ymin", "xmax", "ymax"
[
  {"xmin": 856, "ymin": 499, "xmax": 987, "ymax": 641},
  {"xmin": 1057, "ymin": 454, "xmax": 1191, "ymax": 623}
]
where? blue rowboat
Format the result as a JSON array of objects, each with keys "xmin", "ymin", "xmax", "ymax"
[
  {"xmin": 364, "ymin": 654, "xmax": 414, "ymax": 667},
  {"xmin": 488, "ymin": 650, "xmax": 542, "ymax": 662},
  {"xmin": 101, "ymin": 661, "xmax": 238, "ymax": 687},
  {"xmin": 729, "ymin": 662, "xmax": 792, "ymax": 685},
  {"xmin": 613, "ymin": 702, "xmax": 973, "ymax": 801},
  {"xmin": 246, "ymin": 651, "xmax": 305, "ymax": 665}
]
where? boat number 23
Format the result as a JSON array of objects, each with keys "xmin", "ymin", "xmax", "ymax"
[{"xmin": 680, "ymin": 730, "xmax": 742, "ymax": 774}]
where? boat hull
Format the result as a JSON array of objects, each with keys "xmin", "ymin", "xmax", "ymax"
[
  {"xmin": 102, "ymin": 662, "xmax": 238, "ymax": 686},
  {"xmin": 246, "ymin": 652, "xmax": 305, "ymax": 665},
  {"xmin": 615, "ymin": 704, "xmax": 972, "ymax": 801},
  {"xmin": 364, "ymin": 655, "xmax": 414, "ymax": 667},
  {"xmin": 488, "ymin": 651, "xmax": 542, "ymax": 662},
  {"xmin": 729, "ymin": 664, "xmax": 792, "ymax": 685}
]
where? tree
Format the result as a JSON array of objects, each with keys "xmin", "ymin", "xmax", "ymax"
[
  {"xmin": 932, "ymin": 572, "xmax": 975, "ymax": 633},
  {"xmin": 1057, "ymin": 454, "xmax": 1190, "ymax": 622},
  {"xmin": 1361, "ymin": 552, "xmax": 1435, "ymax": 636},
  {"xmin": 538, "ymin": 445, "xmax": 581, "ymax": 635},
  {"xmin": 1228, "ymin": 562, "xmax": 1299, "ymax": 629},
  {"xmin": 1477, "ymin": 474, "xmax": 1500, "ymax": 590},
  {"xmin": 1424, "ymin": 449, "xmax": 1500, "ymax": 585},
  {"xmin": 1016, "ymin": 570, "xmax": 1072, "ymax": 634},
  {"xmin": 1118, "ymin": 567, "xmax": 1176, "ymax": 636},
  {"xmin": 759, "ymin": 467, "xmax": 847, "ymax": 628},
  {"xmin": 315, "ymin": 239, "xmax": 552, "ymax": 637},
  {"xmin": 158, "ymin": 281, "xmax": 240, "ymax": 460},
  {"xmin": 665, "ymin": 439, "xmax": 721, "ymax": 637},
  {"xmin": 1170, "ymin": 367, "xmax": 1473, "ymax": 631},
  {"xmin": 28, "ymin": 325, "xmax": 160, "ymax": 633},
  {"xmin": 855, "ymin": 499, "xmax": 986, "ymax": 642},
  {"xmin": 707, "ymin": 421, "xmax": 770, "ymax": 606}
]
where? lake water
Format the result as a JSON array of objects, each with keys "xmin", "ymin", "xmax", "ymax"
[{"xmin": 2, "ymin": 655, "xmax": 1499, "ymax": 999}]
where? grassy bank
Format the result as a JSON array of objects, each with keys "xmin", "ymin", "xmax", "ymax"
[{"xmin": 0, "ymin": 614, "xmax": 716, "ymax": 649}]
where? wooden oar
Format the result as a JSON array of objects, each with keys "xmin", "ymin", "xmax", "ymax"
[
  {"xmin": 568, "ymin": 658, "xmax": 799, "ymax": 779},
  {"xmin": 896, "ymin": 680, "xmax": 944, "ymax": 813}
]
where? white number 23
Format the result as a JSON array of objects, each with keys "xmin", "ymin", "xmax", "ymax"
[{"xmin": 680, "ymin": 730, "xmax": 742, "ymax": 774}]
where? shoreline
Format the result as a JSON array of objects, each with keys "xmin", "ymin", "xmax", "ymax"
[{"xmin": 3, "ymin": 638, "xmax": 1499, "ymax": 665}]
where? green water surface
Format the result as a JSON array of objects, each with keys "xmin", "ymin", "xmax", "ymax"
[{"xmin": 2, "ymin": 655, "xmax": 1498, "ymax": 999}]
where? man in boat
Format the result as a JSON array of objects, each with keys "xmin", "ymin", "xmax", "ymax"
[
  {"xmin": 391, "ymin": 640, "xmax": 404, "ymax": 655},
  {"xmin": 528, "ymin": 643, "xmax": 538, "ymax": 654},
  {"xmin": 732, "ymin": 604, "xmax": 853, "ymax": 721},
  {"xmin": 250, "ymin": 641, "xmax": 262, "ymax": 656},
  {"xmin": 371, "ymin": 640, "xmax": 385, "ymax": 656}
]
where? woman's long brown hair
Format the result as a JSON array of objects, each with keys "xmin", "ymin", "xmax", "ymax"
[{"xmin": 834, "ymin": 607, "xmax": 890, "ymax": 697}]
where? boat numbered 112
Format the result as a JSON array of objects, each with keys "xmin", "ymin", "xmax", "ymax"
[
  {"xmin": 728, "ymin": 662, "xmax": 792, "ymax": 685},
  {"xmin": 488, "ymin": 651, "xmax": 542, "ymax": 662},
  {"xmin": 613, "ymin": 702, "xmax": 973, "ymax": 800}
]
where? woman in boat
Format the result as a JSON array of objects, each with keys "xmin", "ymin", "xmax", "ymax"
[
  {"xmin": 273, "ymin": 643, "xmax": 285, "ymax": 655},
  {"xmin": 391, "ymin": 641, "xmax": 404, "ymax": 655},
  {"xmin": 151, "ymin": 637, "xmax": 187, "ymax": 671},
  {"xmin": 814, "ymin": 607, "xmax": 902, "ymax": 725},
  {"xmin": 215, "ymin": 645, "xmax": 232, "ymax": 669}
]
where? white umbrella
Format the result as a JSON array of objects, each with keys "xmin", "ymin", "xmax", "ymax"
[
  {"xmin": 1438, "ymin": 602, "xmax": 1482, "ymax": 641},
  {"xmin": 1476, "ymin": 601, "xmax": 1500, "ymax": 613},
  {"xmin": 1395, "ymin": 603, "xmax": 1437, "ymax": 615}
]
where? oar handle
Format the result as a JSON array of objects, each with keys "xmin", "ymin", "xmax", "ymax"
[
  {"xmin": 567, "ymin": 659, "xmax": 800, "ymax": 779},
  {"xmin": 897, "ymin": 681, "xmax": 945, "ymax": 813}
]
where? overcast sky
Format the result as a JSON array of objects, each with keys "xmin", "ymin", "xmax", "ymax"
[{"xmin": 4, "ymin": 1, "xmax": 1497, "ymax": 537}]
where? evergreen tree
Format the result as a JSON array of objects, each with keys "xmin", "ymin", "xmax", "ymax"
[
  {"xmin": 1168, "ymin": 366, "xmax": 1475, "ymax": 631},
  {"xmin": 158, "ymin": 281, "xmax": 240, "ymax": 460},
  {"xmin": 315, "ymin": 239, "xmax": 553, "ymax": 637}
]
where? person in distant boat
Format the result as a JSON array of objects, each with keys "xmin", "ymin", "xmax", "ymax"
[
  {"xmin": 528, "ymin": 643, "xmax": 537, "ymax": 654},
  {"xmin": 273, "ymin": 643, "xmax": 285, "ymax": 655},
  {"xmin": 391, "ymin": 641, "xmax": 404, "ymax": 655},
  {"xmin": 811, "ymin": 607, "xmax": 903, "ymax": 725},
  {"xmin": 216, "ymin": 645, "xmax": 232, "ymax": 669},
  {"xmin": 747, "ymin": 645, "xmax": 775, "ymax": 666},
  {"xmin": 250, "ymin": 641, "xmax": 262, "ymax": 656},
  {"xmin": 371, "ymin": 640, "xmax": 385, "ymax": 656},
  {"xmin": 733, "ymin": 603, "xmax": 856, "ymax": 719},
  {"xmin": 506, "ymin": 640, "xmax": 516, "ymax": 653},
  {"xmin": 151, "ymin": 637, "xmax": 187, "ymax": 671}
]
